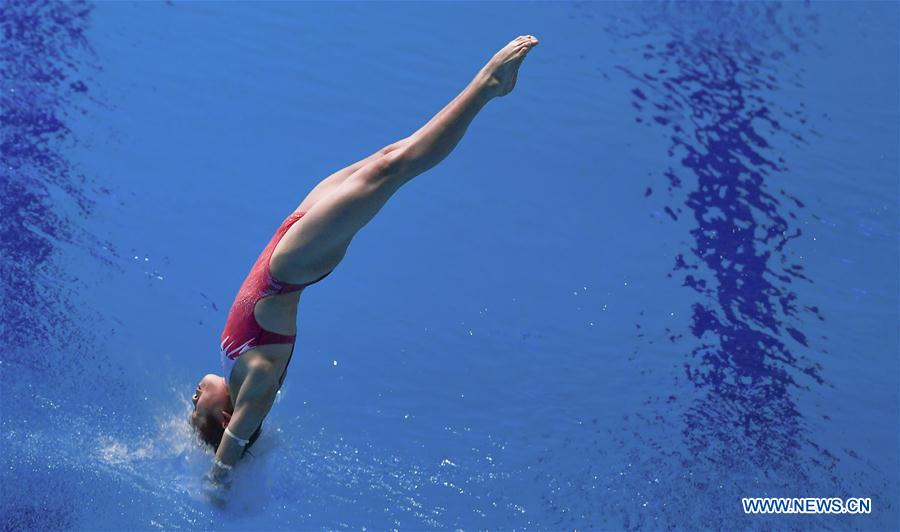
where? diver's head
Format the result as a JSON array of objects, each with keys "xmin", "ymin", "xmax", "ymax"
[{"xmin": 189, "ymin": 373, "xmax": 234, "ymax": 449}]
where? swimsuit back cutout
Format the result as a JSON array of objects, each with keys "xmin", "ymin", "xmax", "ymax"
[{"xmin": 220, "ymin": 211, "xmax": 330, "ymax": 383}]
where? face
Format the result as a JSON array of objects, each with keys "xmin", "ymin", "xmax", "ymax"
[{"xmin": 190, "ymin": 374, "xmax": 232, "ymax": 431}]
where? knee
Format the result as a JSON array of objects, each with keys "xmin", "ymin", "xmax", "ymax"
[
  {"xmin": 378, "ymin": 137, "xmax": 410, "ymax": 157},
  {"xmin": 371, "ymin": 146, "xmax": 412, "ymax": 181}
]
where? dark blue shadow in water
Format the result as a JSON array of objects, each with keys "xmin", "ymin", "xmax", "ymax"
[
  {"xmin": 618, "ymin": 0, "xmax": 897, "ymax": 522},
  {"xmin": 0, "ymin": 2, "xmax": 105, "ymax": 530},
  {"xmin": 617, "ymin": 1, "xmax": 828, "ymax": 470},
  {"xmin": 532, "ymin": 3, "xmax": 889, "ymax": 530},
  {"xmin": 0, "ymin": 0, "xmax": 107, "ymax": 366}
]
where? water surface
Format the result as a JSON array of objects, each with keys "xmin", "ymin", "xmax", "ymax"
[{"xmin": 1, "ymin": 1, "xmax": 897, "ymax": 530}]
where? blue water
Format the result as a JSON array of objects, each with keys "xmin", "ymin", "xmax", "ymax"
[{"xmin": 2, "ymin": 1, "xmax": 898, "ymax": 530}]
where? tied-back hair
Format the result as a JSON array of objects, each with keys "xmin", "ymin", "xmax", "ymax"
[{"xmin": 193, "ymin": 414, "xmax": 226, "ymax": 450}]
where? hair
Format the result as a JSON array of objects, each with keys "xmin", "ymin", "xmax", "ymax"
[{"xmin": 192, "ymin": 413, "xmax": 225, "ymax": 450}]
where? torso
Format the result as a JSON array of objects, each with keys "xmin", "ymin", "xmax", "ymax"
[
  {"xmin": 219, "ymin": 212, "xmax": 337, "ymax": 388},
  {"xmin": 220, "ymin": 211, "xmax": 348, "ymax": 398},
  {"xmin": 227, "ymin": 291, "xmax": 299, "ymax": 395}
]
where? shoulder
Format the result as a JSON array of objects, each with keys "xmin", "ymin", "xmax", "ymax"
[
  {"xmin": 244, "ymin": 353, "xmax": 280, "ymax": 374},
  {"xmin": 245, "ymin": 348, "xmax": 289, "ymax": 381},
  {"xmin": 238, "ymin": 357, "xmax": 282, "ymax": 403},
  {"xmin": 230, "ymin": 346, "xmax": 289, "ymax": 395}
]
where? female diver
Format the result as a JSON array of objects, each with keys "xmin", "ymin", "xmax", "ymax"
[{"xmin": 190, "ymin": 35, "xmax": 539, "ymax": 493}]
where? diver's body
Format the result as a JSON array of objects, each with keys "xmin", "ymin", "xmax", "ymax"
[{"xmin": 190, "ymin": 35, "xmax": 539, "ymax": 490}]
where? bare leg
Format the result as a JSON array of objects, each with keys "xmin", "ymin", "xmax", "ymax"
[
  {"xmin": 272, "ymin": 35, "xmax": 539, "ymax": 281},
  {"xmin": 294, "ymin": 139, "xmax": 409, "ymax": 213}
]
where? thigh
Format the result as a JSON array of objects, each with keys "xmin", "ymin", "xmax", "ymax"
[
  {"xmin": 293, "ymin": 151, "xmax": 383, "ymax": 215},
  {"xmin": 270, "ymin": 155, "xmax": 404, "ymax": 284},
  {"xmin": 294, "ymin": 140, "xmax": 408, "ymax": 215}
]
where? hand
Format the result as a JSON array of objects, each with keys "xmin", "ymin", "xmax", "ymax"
[{"xmin": 203, "ymin": 461, "xmax": 233, "ymax": 507}]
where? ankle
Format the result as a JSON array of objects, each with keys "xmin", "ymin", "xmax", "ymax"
[{"xmin": 471, "ymin": 71, "xmax": 498, "ymax": 102}]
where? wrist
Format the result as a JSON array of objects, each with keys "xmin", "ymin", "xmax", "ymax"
[
  {"xmin": 208, "ymin": 459, "xmax": 234, "ymax": 484},
  {"xmin": 213, "ymin": 459, "xmax": 233, "ymax": 471}
]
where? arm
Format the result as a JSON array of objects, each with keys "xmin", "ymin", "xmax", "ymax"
[
  {"xmin": 215, "ymin": 358, "xmax": 281, "ymax": 467},
  {"xmin": 203, "ymin": 357, "xmax": 285, "ymax": 505},
  {"xmin": 203, "ymin": 360, "xmax": 280, "ymax": 504}
]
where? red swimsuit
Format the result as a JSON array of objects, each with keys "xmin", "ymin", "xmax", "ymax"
[{"xmin": 220, "ymin": 211, "xmax": 330, "ymax": 383}]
